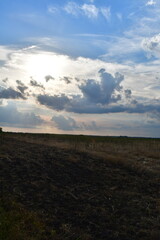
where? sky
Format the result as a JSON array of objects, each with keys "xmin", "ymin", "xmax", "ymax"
[{"xmin": 0, "ymin": 0, "xmax": 160, "ymax": 137}]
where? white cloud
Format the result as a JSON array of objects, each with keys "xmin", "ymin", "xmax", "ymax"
[
  {"xmin": 146, "ymin": 0, "xmax": 156, "ymax": 6},
  {"xmin": 0, "ymin": 46, "xmax": 12, "ymax": 62},
  {"xmin": 48, "ymin": 6, "xmax": 58, "ymax": 14},
  {"xmin": 142, "ymin": 33, "xmax": 160, "ymax": 58},
  {"xmin": 64, "ymin": 2, "xmax": 111, "ymax": 20},
  {"xmin": 100, "ymin": 7, "xmax": 111, "ymax": 20},
  {"xmin": 64, "ymin": 2, "xmax": 80, "ymax": 16},
  {"xmin": 81, "ymin": 4, "xmax": 99, "ymax": 18}
]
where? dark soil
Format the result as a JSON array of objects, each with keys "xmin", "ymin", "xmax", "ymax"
[{"xmin": 0, "ymin": 134, "xmax": 159, "ymax": 240}]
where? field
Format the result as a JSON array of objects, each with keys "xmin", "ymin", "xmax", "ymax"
[{"xmin": 0, "ymin": 132, "xmax": 160, "ymax": 240}]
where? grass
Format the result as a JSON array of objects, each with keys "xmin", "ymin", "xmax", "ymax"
[{"xmin": 0, "ymin": 197, "xmax": 49, "ymax": 240}]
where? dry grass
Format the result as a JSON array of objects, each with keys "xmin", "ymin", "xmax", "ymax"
[{"xmin": 7, "ymin": 133, "xmax": 160, "ymax": 176}]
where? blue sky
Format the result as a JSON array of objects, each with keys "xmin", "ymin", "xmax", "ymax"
[{"xmin": 0, "ymin": 0, "xmax": 160, "ymax": 137}]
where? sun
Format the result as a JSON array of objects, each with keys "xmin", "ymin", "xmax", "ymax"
[{"xmin": 24, "ymin": 51, "xmax": 69, "ymax": 81}]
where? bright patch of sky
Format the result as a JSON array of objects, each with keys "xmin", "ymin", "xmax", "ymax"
[{"xmin": 0, "ymin": 0, "xmax": 160, "ymax": 137}]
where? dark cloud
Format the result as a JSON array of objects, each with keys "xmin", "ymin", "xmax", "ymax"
[
  {"xmin": 17, "ymin": 85, "xmax": 28, "ymax": 94},
  {"xmin": 61, "ymin": 76, "xmax": 72, "ymax": 84},
  {"xmin": 0, "ymin": 104, "xmax": 44, "ymax": 128},
  {"xmin": 2, "ymin": 78, "xmax": 8, "ymax": 83},
  {"xmin": 0, "ymin": 87, "xmax": 26, "ymax": 99},
  {"xmin": 75, "ymin": 77, "xmax": 80, "ymax": 82},
  {"xmin": 16, "ymin": 80, "xmax": 28, "ymax": 94},
  {"xmin": 37, "ymin": 94, "xmax": 70, "ymax": 111},
  {"xmin": 37, "ymin": 92, "xmax": 160, "ymax": 115},
  {"xmin": 79, "ymin": 68, "xmax": 124, "ymax": 104},
  {"xmin": 36, "ymin": 69, "xmax": 160, "ymax": 115},
  {"xmin": 45, "ymin": 75, "xmax": 55, "ymax": 82},
  {"xmin": 125, "ymin": 89, "xmax": 132, "ymax": 98},
  {"xmin": 30, "ymin": 79, "xmax": 45, "ymax": 89}
]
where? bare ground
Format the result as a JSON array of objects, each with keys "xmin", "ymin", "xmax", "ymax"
[{"xmin": 0, "ymin": 133, "xmax": 160, "ymax": 240}]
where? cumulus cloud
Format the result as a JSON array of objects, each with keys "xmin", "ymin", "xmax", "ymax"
[
  {"xmin": 37, "ymin": 94, "xmax": 70, "ymax": 111},
  {"xmin": 37, "ymin": 69, "xmax": 125, "ymax": 112},
  {"xmin": 0, "ymin": 87, "xmax": 26, "ymax": 99},
  {"xmin": 142, "ymin": 34, "xmax": 160, "ymax": 58},
  {"xmin": 79, "ymin": 68, "xmax": 124, "ymax": 104},
  {"xmin": 30, "ymin": 78, "xmax": 45, "ymax": 89},
  {"xmin": 37, "ymin": 69, "xmax": 160, "ymax": 115},
  {"xmin": 45, "ymin": 75, "xmax": 55, "ymax": 82},
  {"xmin": 125, "ymin": 89, "xmax": 132, "ymax": 99},
  {"xmin": 0, "ymin": 103, "xmax": 44, "ymax": 128},
  {"xmin": 52, "ymin": 115, "xmax": 80, "ymax": 131},
  {"xmin": 60, "ymin": 76, "xmax": 72, "ymax": 84},
  {"xmin": 52, "ymin": 114, "xmax": 99, "ymax": 131},
  {"xmin": 16, "ymin": 80, "xmax": 28, "ymax": 94}
]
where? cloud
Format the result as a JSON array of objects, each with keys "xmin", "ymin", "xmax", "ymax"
[
  {"xmin": 0, "ymin": 103, "xmax": 44, "ymax": 128},
  {"xmin": 100, "ymin": 7, "xmax": 111, "ymax": 20},
  {"xmin": 146, "ymin": 0, "xmax": 156, "ymax": 6},
  {"xmin": 16, "ymin": 80, "xmax": 28, "ymax": 94},
  {"xmin": 142, "ymin": 33, "xmax": 160, "ymax": 58},
  {"xmin": 51, "ymin": 114, "xmax": 99, "ymax": 131},
  {"xmin": 37, "ymin": 68, "xmax": 160, "ymax": 115},
  {"xmin": 60, "ymin": 76, "xmax": 72, "ymax": 84},
  {"xmin": 30, "ymin": 78, "xmax": 45, "ymax": 89},
  {"xmin": 64, "ymin": 2, "xmax": 80, "ymax": 16},
  {"xmin": 148, "ymin": 110, "xmax": 160, "ymax": 121},
  {"xmin": 79, "ymin": 69, "xmax": 124, "ymax": 104},
  {"xmin": 37, "ymin": 69, "xmax": 125, "ymax": 112},
  {"xmin": 52, "ymin": 115, "xmax": 80, "ymax": 131},
  {"xmin": 81, "ymin": 121, "xmax": 99, "ymax": 131},
  {"xmin": 2, "ymin": 78, "xmax": 8, "ymax": 83},
  {"xmin": 88, "ymin": 0, "xmax": 95, "ymax": 3},
  {"xmin": 63, "ymin": 2, "xmax": 110, "ymax": 20},
  {"xmin": 45, "ymin": 75, "xmax": 55, "ymax": 82},
  {"xmin": 37, "ymin": 94, "xmax": 70, "ymax": 111},
  {"xmin": 0, "ymin": 87, "xmax": 26, "ymax": 99},
  {"xmin": 125, "ymin": 89, "xmax": 132, "ymax": 99},
  {"xmin": 81, "ymin": 4, "xmax": 99, "ymax": 18},
  {"xmin": 116, "ymin": 13, "xmax": 122, "ymax": 21},
  {"xmin": 48, "ymin": 6, "xmax": 58, "ymax": 14}
]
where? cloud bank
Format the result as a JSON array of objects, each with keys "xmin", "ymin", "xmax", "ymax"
[
  {"xmin": 36, "ymin": 69, "xmax": 160, "ymax": 116},
  {"xmin": 0, "ymin": 104, "xmax": 44, "ymax": 128}
]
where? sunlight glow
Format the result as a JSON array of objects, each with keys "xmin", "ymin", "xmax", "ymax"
[{"xmin": 24, "ymin": 52, "xmax": 69, "ymax": 81}]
